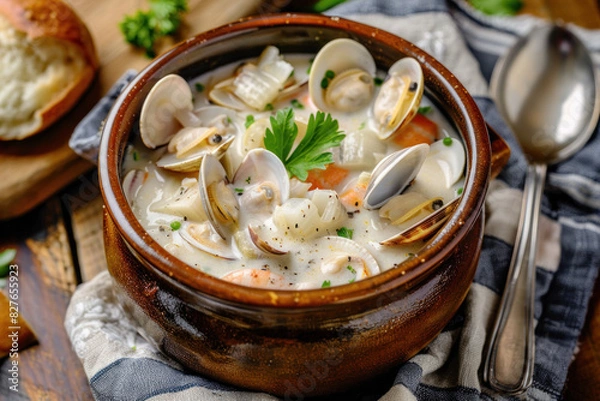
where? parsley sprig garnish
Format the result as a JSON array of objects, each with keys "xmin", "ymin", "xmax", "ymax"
[
  {"xmin": 264, "ymin": 108, "xmax": 345, "ymax": 181},
  {"xmin": 120, "ymin": 0, "xmax": 188, "ymax": 58}
]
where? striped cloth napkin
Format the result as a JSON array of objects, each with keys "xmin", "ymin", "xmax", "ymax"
[{"xmin": 65, "ymin": 0, "xmax": 600, "ymax": 399}]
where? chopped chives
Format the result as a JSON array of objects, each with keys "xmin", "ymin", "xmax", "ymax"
[
  {"xmin": 245, "ymin": 114, "xmax": 255, "ymax": 128},
  {"xmin": 336, "ymin": 227, "xmax": 354, "ymax": 239},
  {"xmin": 291, "ymin": 99, "xmax": 304, "ymax": 109}
]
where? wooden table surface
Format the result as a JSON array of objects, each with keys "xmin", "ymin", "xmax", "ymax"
[{"xmin": 1, "ymin": 0, "xmax": 599, "ymax": 400}]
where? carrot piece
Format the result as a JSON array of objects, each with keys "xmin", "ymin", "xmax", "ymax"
[
  {"xmin": 339, "ymin": 183, "xmax": 367, "ymax": 210},
  {"xmin": 392, "ymin": 114, "xmax": 438, "ymax": 148},
  {"xmin": 305, "ymin": 164, "xmax": 349, "ymax": 190}
]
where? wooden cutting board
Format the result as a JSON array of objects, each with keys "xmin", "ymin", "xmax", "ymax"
[{"xmin": 0, "ymin": 0, "xmax": 263, "ymax": 220}]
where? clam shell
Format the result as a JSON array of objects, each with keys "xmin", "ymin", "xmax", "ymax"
[
  {"xmin": 140, "ymin": 74, "xmax": 194, "ymax": 149},
  {"xmin": 122, "ymin": 169, "xmax": 145, "ymax": 205},
  {"xmin": 199, "ymin": 154, "xmax": 239, "ymax": 239},
  {"xmin": 371, "ymin": 57, "xmax": 424, "ymax": 139},
  {"xmin": 233, "ymin": 148, "xmax": 290, "ymax": 205},
  {"xmin": 314, "ymin": 236, "xmax": 381, "ymax": 278},
  {"xmin": 379, "ymin": 193, "xmax": 443, "ymax": 225},
  {"xmin": 208, "ymin": 78, "xmax": 248, "ymax": 111},
  {"xmin": 418, "ymin": 136, "xmax": 466, "ymax": 189},
  {"xmin": 248, "ymin": 224, "xmax": 288, "ymax": 255},
  {"xmin": 179, "ymin": 221, "xmax": 237, "ymax": 260},
  {"xmin": 157, "ymin": 135, "xmax": 234, "ymax": 173},
  {"xmin": 309, "ymin": 38, "xmax": 376, "ymax": 113},
  {"xmin": 363, "ymin": 143, "xmax": 430, "ymax": 210},
  {"xmin": 380, "ymin": 197, "xmax": 459, "ymax": 246}
]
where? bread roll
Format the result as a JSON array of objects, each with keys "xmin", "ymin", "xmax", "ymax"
[{"xmin": 0, "ymin": 0, "xmax": 98, "ymax": 140}]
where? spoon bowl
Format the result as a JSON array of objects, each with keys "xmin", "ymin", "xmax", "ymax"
[
  {"xmin": 484, "ymin": 24, "xmax": 599, "ymax": 395},
  {"xmin": 492, "ymin": 25, "xmax": 599, "ymax": 163}
]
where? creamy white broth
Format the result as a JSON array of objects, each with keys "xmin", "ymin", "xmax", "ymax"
[{"xmin": 122, "ymin": 47, "xmax": 464, "ymax": 290}]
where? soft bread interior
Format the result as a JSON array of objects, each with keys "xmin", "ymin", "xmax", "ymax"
[{"xmin": 0, "ymin": 14, "xmax": 87, "ymax": 140}]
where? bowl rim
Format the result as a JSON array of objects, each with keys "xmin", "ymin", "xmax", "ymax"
[{"xmin": 98, "ymin": 13, "xmax": 490, "ymax": 308}]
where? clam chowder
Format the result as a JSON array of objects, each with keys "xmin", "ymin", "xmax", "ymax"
[{"xmin": 122, "ymin": 39, "xmax": 466, "ymax": 290}]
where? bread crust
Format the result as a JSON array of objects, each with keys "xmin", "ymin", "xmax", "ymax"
[{"xmin": 0, "ymin": 0, "xmax": 99, "ymax": 140}]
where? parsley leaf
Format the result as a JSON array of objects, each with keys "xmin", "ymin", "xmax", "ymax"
[
  {"xmin": 264, "ymin": 108, "xmax": 345, "ymax": 181},
  {"xmin": 264, "ymin": 108, "xmax": 298, "ymax": 163},
  {"xmin": 119, "ymin": 0, "xmax": 188, "ymax": 58},
  {"xmin": 286, "ymin": 112, "xmax": 344, "ymax": 180}
]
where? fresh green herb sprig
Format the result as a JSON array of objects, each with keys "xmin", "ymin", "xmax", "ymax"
[
  {"xmin": 120, "ymin": 0, "xmax": 188, "ymax": 58},
  {"xmin": 264, "ymin": 108, "xmax": 345, "ymax": 181},
  {"xmin": 469, "ymin": 0, "xmax": 523, "ymax": 15}
]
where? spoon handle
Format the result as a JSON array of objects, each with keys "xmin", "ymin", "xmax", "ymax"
[{"xmin": 484, "ymin": 162, "xmax": 547, "ymax": 394}]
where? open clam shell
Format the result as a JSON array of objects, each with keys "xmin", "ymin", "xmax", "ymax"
[
  {"xmin": 380, "ymin": 197, "xmax": 459, "ymax": 246},
  {"xmin": 232, "ymin": 148, "xmax": 290, "ymax": 206},
  {"xmin": 371, "ymin": 57, "xmax": 424, "ymax": 139},
  {"xmin": 247, "ymin": 224, "xmax": 288, "ymax": 256},
  {"xmin": 157, "ymin": 135, "xmax": 234, "ymax": 173},
  {"xmin": 199, "ymin": 154, "xmax": 239, "ymax": 239},
  {"xmin": 140, "ymin": 74, "xmax": 197, "ymax": 149},
  {"xmin": 179, "ymin": 221, "xmax": 237, "ymax": 260},
  {"xmin": 309, "ymin": 38, "xmax": 376, "ymax": 113},
  {"xmin": 363, "ymin": 143, "xmax": 430, "ymax": 210},
  {"xmin": 315, "ymin": 236, "xmax": 381, "ymax": 279},
  {"xmin": 417, "ymin": 136, "xmax": 466, "ymax": 189},
  {"xmin": 122, "ymin": 169, "xmax": 145, "ymax": 205}
]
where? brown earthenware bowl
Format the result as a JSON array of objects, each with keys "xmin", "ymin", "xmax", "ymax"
[{"xmin": 98, "ymin": 13, "xmax": 509, "ymax": 398}]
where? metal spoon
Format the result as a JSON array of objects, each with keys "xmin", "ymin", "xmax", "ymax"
[{"xmin": 483, "ymin": 24, "xmax": 599, "ymax": 394}]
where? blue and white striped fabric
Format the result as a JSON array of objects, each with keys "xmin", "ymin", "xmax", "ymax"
[{"xmin": 65, "ymin": 0, "xmax": 600, "ymax": 399}]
